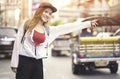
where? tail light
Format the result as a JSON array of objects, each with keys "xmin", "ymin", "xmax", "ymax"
[
  {"xmin": 78, "ymin": 52, "xmax": 86, "ymax": 58},
  {"xmin": 114, "ymin": 52, "xmax": 120, "ymax": 57}
]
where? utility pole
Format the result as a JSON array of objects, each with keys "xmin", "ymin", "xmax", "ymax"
[
  {"xmin": 0, "ymin": 3, "xmax": 2, "ymax": 26},
  {"xmin": 0, "ymin": 3, "xmax": 1, "ymax": 14}
]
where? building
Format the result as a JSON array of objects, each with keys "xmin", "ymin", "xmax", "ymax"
[
  {"xmin": 109, "ymin": 0, "xmax": 120, "ymax": 20},
  {"xmin": 58, "ymin": 0, "xmax": 111, "ymax": 22}
]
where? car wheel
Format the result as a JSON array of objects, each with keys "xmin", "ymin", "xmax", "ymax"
[
  {"xmin": 109, "ymin": 63, "xmax": 118, "ymax": 74},
  {"xmin": 51, "ymin": 50, "xmax": 61, "ymax": 56},
  {"xmin": 72, "ymin": 56, "xmax": 79, "ymax": 74},
  {"xmin": 72, "ymin": 63, "xmax": 79, "ymax": 75}
]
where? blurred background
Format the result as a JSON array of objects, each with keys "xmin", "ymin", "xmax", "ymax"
[
  {"xmin": 0, "ymin": 0, "xmax": 120, "ymax": 27},
  {"xmin": 0, "ymin": 0, "xmax": 120, "ymax": 79}
]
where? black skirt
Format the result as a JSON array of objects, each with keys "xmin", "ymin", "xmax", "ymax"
[{"xmin": 16, "ymin": 55, "xmax": 43, "ymax": 79}]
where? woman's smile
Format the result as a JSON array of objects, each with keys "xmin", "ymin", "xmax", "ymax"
[{"xmin": 41, "ymin": 8, "xmax": 53, "ymax": 22}]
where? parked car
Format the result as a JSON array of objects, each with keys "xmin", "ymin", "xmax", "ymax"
[
  {"xmin": 51, "ymin": 34, "xmax": 71, "ymax": 56},
  {"xmin": 0, "ymin": 27, "xmax": 17, "ymax": 58}
]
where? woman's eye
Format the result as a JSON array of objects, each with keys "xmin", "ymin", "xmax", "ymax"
[{"xmin": 45, "ymin": 11, "xmax": 52, "ymax": 15}]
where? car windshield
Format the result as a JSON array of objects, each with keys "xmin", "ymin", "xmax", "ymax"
[
  {"xmin": 80, "ymin": 25, "xmax": 120, "ymax": 37},
  {"xmin": 0, "ymin": 28, "xmax": 17, "ymax": 38},
  {"xmin": 96, "ymin": 32, "xmax": 112, "ymax": 37}
]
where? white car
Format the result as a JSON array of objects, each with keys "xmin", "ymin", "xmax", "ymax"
[
  {"xmin": 0, "ymin": 27, "xmax": 17, "ymax": 58},
  {"xmin": 96, "ymin": 32, "xmax": 113, "ymax": 37},
  {"xmin": 51, "ymin": 34, "xmax": 71, "ymax": 56}
]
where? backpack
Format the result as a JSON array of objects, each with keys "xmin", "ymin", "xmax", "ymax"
[{"xmin": 21, "ymin": 20, "xmax": 49, "ymax": 43}]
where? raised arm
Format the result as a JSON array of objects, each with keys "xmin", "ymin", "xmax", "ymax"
[{"xmin": 48, "ymin": 20, "xmax": 98, "ymax": 44}]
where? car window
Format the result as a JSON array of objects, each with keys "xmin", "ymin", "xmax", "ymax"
[{"xmin": 0, "ymin": 28, "xmax": 17, "ymax": 38}]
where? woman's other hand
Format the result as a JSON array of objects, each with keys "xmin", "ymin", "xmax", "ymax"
[{"xmin": 11, "ymin": 67, "xmax": 17, "ymax": 73}]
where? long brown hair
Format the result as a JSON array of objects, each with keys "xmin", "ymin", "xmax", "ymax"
[{"xmin": 24, "ymin": 7, "xmax": 46, "ymax": 33}]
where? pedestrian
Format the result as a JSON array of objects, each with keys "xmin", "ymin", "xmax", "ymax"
[{"xmin": 10, "ymin": 1, "xmax": 98, "ymax": 79}]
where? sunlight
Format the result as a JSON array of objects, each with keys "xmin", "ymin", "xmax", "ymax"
[{"xmin": 50, "ymin": 0, "xmax": 71, "ymax": 9}]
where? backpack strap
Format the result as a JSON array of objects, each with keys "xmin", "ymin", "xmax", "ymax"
[
  {"xmin": 21, "ymin": 27, "xmax": 27, "ymax": 43},
  {"xmin": 44, "ymin": 26, "xmax": 50, "ymax": 36},
  {"xmin": 21, "ymin": 20, "xmax": 30, "ymax": 43}
]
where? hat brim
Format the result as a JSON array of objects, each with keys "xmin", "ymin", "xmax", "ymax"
[{"xmin": 39, "ymin": 2, "xmax": 57, "ymax": 12}]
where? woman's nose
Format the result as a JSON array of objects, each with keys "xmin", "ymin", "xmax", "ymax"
[{"xmin": 46, "ymin": 13, "xmax": 51, "ymax": 17}]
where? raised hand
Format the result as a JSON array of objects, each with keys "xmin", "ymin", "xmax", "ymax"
[{"xmin": 91, "ymin": 19, "xmax": 99, "ymax": 28}]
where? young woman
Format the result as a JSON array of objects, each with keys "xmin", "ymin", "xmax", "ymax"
[{"xmin": 11, "ymin": 2, "xmax": 98, "ymax": 79}]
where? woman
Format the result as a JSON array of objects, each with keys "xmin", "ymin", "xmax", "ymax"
[{"xmin": 11, "ymin": 2, "xmax": 98, "ymax": 79}]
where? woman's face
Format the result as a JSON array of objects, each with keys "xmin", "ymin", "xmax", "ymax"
[{"xmin": 40, "ymin": 8, "xmax": 53, "ymax": 23}]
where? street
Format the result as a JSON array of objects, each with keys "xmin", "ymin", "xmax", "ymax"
[
  {"xmin": 0, "ymin": 53, "xmax": 120, "ymax": 79},
  {"xmin": 0, "ymin": 0, "xmax": 120, "ymax": 79}
]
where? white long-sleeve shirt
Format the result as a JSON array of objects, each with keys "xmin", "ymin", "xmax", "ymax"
[{"xmin": 11, "ymin": 21, "xmax": 91, "ymax": 68}]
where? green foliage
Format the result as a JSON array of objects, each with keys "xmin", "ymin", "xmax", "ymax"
[{"xmin": 47, "ymin": 19, "xmax": 64, "ymax": 26}]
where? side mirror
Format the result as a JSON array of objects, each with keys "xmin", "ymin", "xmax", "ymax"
[{"xmin": 110, "ymin": 34, "xmax": 113, "ymax": 36}]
